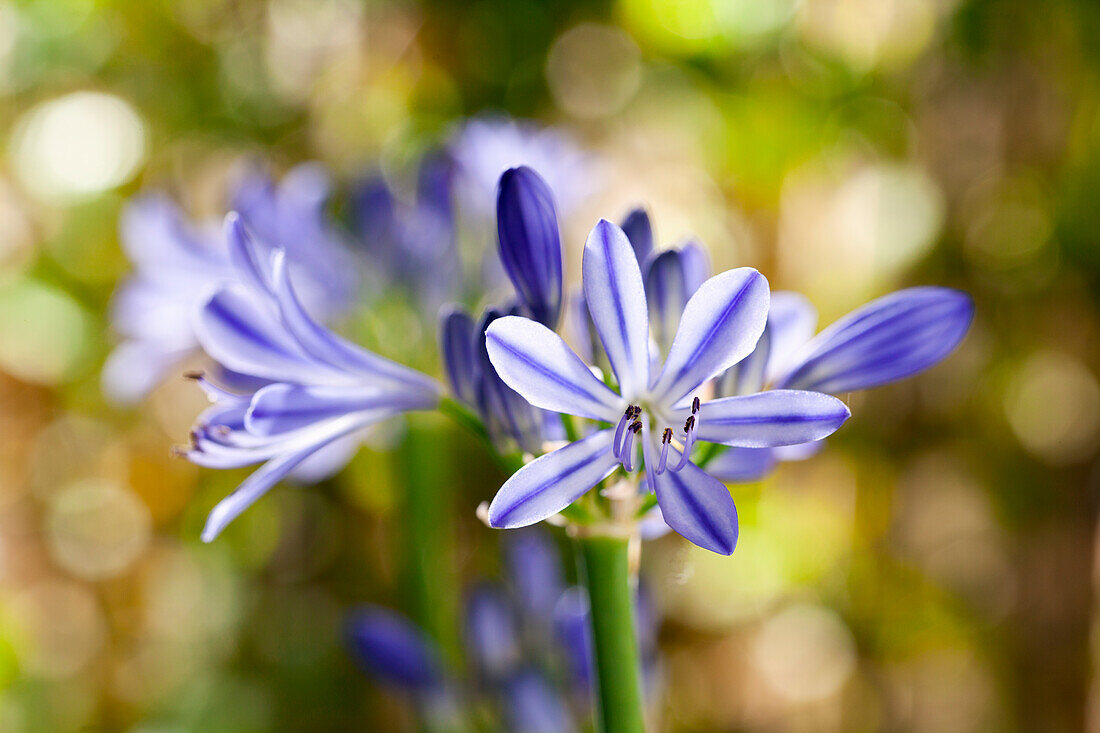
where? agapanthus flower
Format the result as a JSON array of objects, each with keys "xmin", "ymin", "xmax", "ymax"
[
  {"xmin": 351, "ymin": 151, "xmax": 460, "ymax": 310},
  {"xmin": 449, "ymin": 117, "xmax": 597, "ymax": 217},
  {"xmin": 181, "ymin": 217, "xmax": 441, "ymax": 541},
  {"xmin": 104, "ymin": 164, "xmax": 358, "ymax": 403},
  {"xmin": 483, "ymin": 219, "xmax": 851, "ymax": 555}
]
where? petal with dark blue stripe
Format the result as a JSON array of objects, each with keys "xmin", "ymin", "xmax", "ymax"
[
  {"xmin": 582, "ymin": 219, "xmax": 650, "ymax": 400},
  {"xmin": 778, "ymin": 287, "xmax": 974, "ymax": 394},
  {"xmin": 485, "ymin": 316, "xmax": 622, "ymax": 422},
  {"xmin": 650, "ymin": 268, "xmax": 769, "ymax": 404},
  {"xmin": 693, "ymin": 390, "xmax": 850, "ymax": 448},
  {"xmin": 245, "ymin": 383, "xmax": 429, "ymax": 436},
  {"xmin": 653, "ymin": 457, "xmax": 738, "ymax": 555},
  {"xmin": 488, "ymin": 430, "xmax": 619, "ymax": 529}
]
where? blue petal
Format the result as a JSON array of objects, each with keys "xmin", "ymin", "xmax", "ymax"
[
  {"xmin": 476, "ymin": 309, "xmax": 546, "ymax": 453},
  {"xmin": 439, "ymin": 306, "xmax": 481, "ymax": 405},
  {"xmin": 765, "ymin": 291, "xmax": 817, "ymax": 383},
  {"xmin": 345, "ymin": 606, "xmax": 444, "ymax": 691},
  {"xmin": 465, "ymin": 583, "xmax": 520, "ymax": 678},
  {"xmin": 245, "ymin": 383, "xmax": 428, "ymax": 435},
  {"xmin": 497, "ymin": 167, "xmax": 563, "ymax": 328},
  {"xmin": 650, "ymin": 268, "xmax": 769, "ymax": 405},
  {"xmin": 704, "ymin": 447, "xmax": 777, "ymax": 483},
  {"xmin": 225, "ymin": 213, "xmax": 274, "ymax": 297},
  {"xmin": 200, "ymin": 416, "xmax": 367, "ymax": 541},
  {"xmin": 270, "ymin": 252, "xmax": 442, "ymax": 396},
  {"xmin": 678, "ymin": 240, "xmax": 711, "ymax": 294},
  {"xmin": 778, "ymin": 287, "xmax": 974, "ymax": 394},
  {"xmin": 120, "ymin": 194, "xmax": 225, "ymax": 272},
  {"xmin": 488, "ymin": 430, "xmax": 619, "ymax": 528},
  {"xmin": 694, "ymin": 390, "xmax": 850, "ymax": 448},
  {"xmin": 645, "ymin": 249, "xmax": 691, "ymax": 357},
  {"xmin": 505, "ymin": 529, "xmax": 565, "ymax": 627},
  {"xmin": 653, "ymin": 458, "xmax": 738, "ymax": 555},
  {"xmin": 194, "ymin": 286, "xmax": 333, "ymax": 385},
  {"xmin": 716, "ymin": 318, "xmax": 771, "ymax": 397},
  {"xmin": 485, "ymin": 316, "xmax": 622, "ymax": 421},
  {"xmin": 773, "ymin": 438, "xmax": 825, "ymax": 461},
  {"xmin": 620, "ymin": 207, "xmax": 653, "ymax": 265},
  {"xmin": 582, "ymin": 219, "xmax": 650, "ymax": 400},
  {"xmin": 505, "ymin": 669, "xmax": 576, "ymax": 733}
]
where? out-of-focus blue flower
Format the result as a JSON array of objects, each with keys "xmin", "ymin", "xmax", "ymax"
[
  {"xmin": 449, "ymin": 117, "xmax": 596, "ymax": 217},
  {"xmin": 504, "ymin": 669, "xmax": 577, "ymax": 733},
  {"xmin": 497, "ymin": 167, "xmax": 563, "ymax": 328},
  {"xmin": 505, "ymin": 529, "xmax": 565, "ymax": 631},
  {"xmin": 484, "ymin": 219, "xmax": 850, "ymax": 554},
  {"xmin": 347, "ymin": 528, "xmax": 615, "ymax": 730},
  {"xmin": 351, "ymin": 152, "xmax": 460, "ymax": 310},
  {"xmin": 346, "ymin": 605, "xmax": 446, "ymax": 690},
  {"xmin": 465, "ymin": 583, "xmax": 521, "ymax": 680},
  {"xmin": 104, "ymin": 164, "xmax": 359, "ymax": 403},
  {"xmin": 182, "ymin": 217, "xmax": 441, "ymax": 541},
  {"xmin": 708, "ymin": 286, "xmax": 974, "ymax": 482}
]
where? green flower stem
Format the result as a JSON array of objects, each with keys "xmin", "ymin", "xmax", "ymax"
[
  {"xmin": 578, "ymin": 533, "xmax": 645, "ymax": 733},
  {"xmin": 400, "ymin": 415, "xmax": 460, "ymax": 666}
]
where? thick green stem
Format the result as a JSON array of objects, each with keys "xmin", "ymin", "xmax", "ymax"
[
  {"xmin": 400, "ymin": 416, "xmax": 460, "ymax": 665},
  {"xmin": 578, "ymin": 534, "xmax": 645, "ymax": 733}
]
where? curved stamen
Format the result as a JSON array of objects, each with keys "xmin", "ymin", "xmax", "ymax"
[
  {"xmin": 640, "ymin": 421, "xmax": 660, "ymax": 493},
  {"xmin": 656, "ymin": 427, "xmax": 673, "ymax": 475},
  {"xmin": 671, "ymin": 414, "xmax": 696, "ymax": 472},
  {"xmin": 621, "ymin": 421, "xmax": 641, "ymax": 472},
  {"xmin": 612, "ymin": 405, "xmax": 639, "ymax": 459}
]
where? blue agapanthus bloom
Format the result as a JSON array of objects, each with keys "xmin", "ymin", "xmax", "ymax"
[
  {"xmin": 346, "ymin": 529, "xmax": 644, "ymax": 733},
  {"xmin": 104, "ymin": 164, "xmax": 359, "ymax": 403},
  {"xmin": 181, "ymin": 216, "xmax": 441, "ymax": 542},
  {"xmin": 483, "ymin": 218, "xmax": 852, "ymax": 555},
  {"xmin": 449, "ymin": 117, "xmax": 596, "ymax": 218},
  {"xmin": 440, "ymin": 166, "xmax": 566, "ymax": 454},
  {"xmin": 351, "ymin": 151, "xmax": 460, "ymax": 311}
]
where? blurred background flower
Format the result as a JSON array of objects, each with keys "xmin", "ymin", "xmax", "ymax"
[{"xmin": 0, "ymin": 0, "xmax": 1096, "ymax": 730}]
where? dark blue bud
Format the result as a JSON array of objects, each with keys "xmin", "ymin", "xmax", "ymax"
[
  {"xmin": 416, "ymin": 150, "xmax": 455, "ymax": 224},
  {"xmin": 439, "ymin": 306, "xmax": 481, "ymax": 406},
  {"xmin": 476, "ymin": 308, "xmax": 544, "ymax": 453},
  {"xmin": 645, "ymin": 250, "xmax": 691, "ymax": 356},
  {"xmin": 345, "ymin": 606, "xmax": 444, "ymax": 691},
  {"xmin": 496, "ymin": 167, "xmax": 563, "ymax": 328},
  {"xmin": 620, "ymin": 207, "xmax": 653, "ymax": 265}
]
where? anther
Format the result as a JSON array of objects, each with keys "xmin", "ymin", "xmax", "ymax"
[
  {"xmin": 184, "ymin": 370, "xmax": 205, "ymax": 380},
  {"xmin": 692, "ymin": 396, "xmax": 700, "ymax": 414},
  {"xmin": 661, "ymin": 427, "xmax": 673, "ymax": 444},
  {"xmin": 613, "ymin": 405, "xmax": 641, "ymax": 459},
  {"xmin": 684, "ymin": 415, "xmax": 695, "ymax": 433}
]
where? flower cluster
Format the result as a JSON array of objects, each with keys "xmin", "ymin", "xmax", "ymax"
[{"xmin": 346, "ymin": 529, "xmax": 657, "ymax": 732}]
